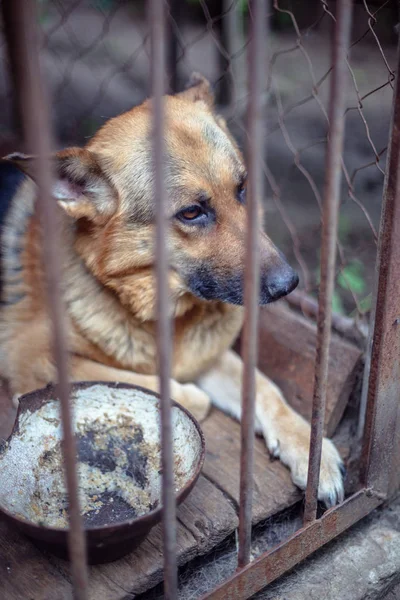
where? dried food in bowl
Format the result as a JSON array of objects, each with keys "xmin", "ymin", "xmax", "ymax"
[{"xmin": 0, "ymin": 381, "xmax": 205, "ymax": 563}]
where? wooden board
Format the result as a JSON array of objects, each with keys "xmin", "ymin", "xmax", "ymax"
[
  {"xmin": 235, "ymin": 303, "xmax": 363, "ymax": 437},
  {"xmin": 202, "ymin": 410, "xmax": 300, "ymax": 524},
  {"xmin": 55, "ymin": 473, "xmax": 239, "ymax": 599},
  {"xmin": 0, "ymin": 409, "xmax": 302, "ymax": 600},
  {"xmin": 0, "ymin": 517, "xmax": 72, "ymax": 600},
  {"xmin": 0, "ymin": 303, "xmax": 359, "ymax": 598}
]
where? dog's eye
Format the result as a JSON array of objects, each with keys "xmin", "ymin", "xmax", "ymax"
[
  {"xmin": 176, "ymin": 205, "xmax": 210, "ymax": 225},
  {"xmin": 180, "ymin": 206, "xmax": 202, "ymax": 220},
  {"xmin": 237, "ymin": 176, "xmax": 247, "ymax": 204}
]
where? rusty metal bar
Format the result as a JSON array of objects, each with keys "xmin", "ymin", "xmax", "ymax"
[
  {"xmin": 360, "ymin": 35, "xmax": 400, "ymax": 496},
  {"xmin": 221, "ymin": 0, "xmax": 245, "ymax": 113},
  {"xmin": 303, "ymin": 0, "xmax": 353, "ymax": 525},
  {"xmin": 238, "ymin": 0, "xmax": 267, "ymax": 568},
  {"xmin": 166, "ymin": 0, "xmax": 180, "ymax": 93},
  {"xmin": 150, "ymin": 0, "xmax": 178, "ymax": 597},
  {"xmin": 202, "ymin": 488, "xmax": 383, "ymax": 600},
  {"xmin": 2, "ymin": 1, "xmax": 89, "ymax": 597},
  {"xmin": 216, "ymin": 0, "xmax": 233, "ymax": 106}
]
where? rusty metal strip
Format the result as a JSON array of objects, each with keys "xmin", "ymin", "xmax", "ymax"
[
  {"xmin": 238, "ymin": 0, "xmax": 267, "ymax": 568},
  {"xmin": 150, "ymin": 0, "xmax": 178, "ymax": 597},
  {"xmin": 2, "ymin": 1, "xmax": 89, "ymax": 597},
  {"xmin": 166, "ymin": 0, "xmax": 180, "ymax": 93},
  {"xmin": 360, "ymin": 35, "xmax": 400, "ymax": 496},
  {"xmin": 202, "ymin": 489, "xmax": 383, "ymax": 600},
  {"xmin": 303, "ymin": 0, "xmax": 353, "ymax": 524}
]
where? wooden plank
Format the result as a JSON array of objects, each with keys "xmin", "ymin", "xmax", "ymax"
[
  {"xmin": 0, "ymin": 300, "xmax": 360, "ymax": 600},
  {"xmin": 0, "ymin": 404, "xmax": 306, "ymax": 600},
  {"xmin": 235, "ymin": 303, "xmax": 363, "ymax": 437},
  {"xmin": 0, "ymin": 516, "xmax": 73, "ymax": 600},
  {"xmin": 202, "ymin": 410, "xmax": 301, "ymax": 523},
  {"xmin": 49, "ymin": 473, "xmax": 239, "ymax": 599},
  {"xmin": 0, "ymin": 407, "xmax": 303, "ymax": 599}
]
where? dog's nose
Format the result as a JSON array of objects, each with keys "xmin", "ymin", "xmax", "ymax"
[{"xmin": 266, "ymin": 264, "xmax": 299, "ymax": 301}]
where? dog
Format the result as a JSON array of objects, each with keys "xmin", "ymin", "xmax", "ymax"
[{"xmin": 0, "ymin": 73, "xmax": 344, "ymax": 506}]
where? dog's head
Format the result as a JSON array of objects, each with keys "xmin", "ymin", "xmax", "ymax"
[{"xmin": 8, "ymin": 74, "xmax": 298, "ymax": 320}]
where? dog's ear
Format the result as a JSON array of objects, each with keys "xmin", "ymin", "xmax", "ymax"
[
  {"xmin": 5, "ymin": 149, "xmax": 117, "ymax": 223},
  {"xmin": 3, "ymin": 153, "xmax": 36, "ymax": 178},
  {"xmin": 175, "ymin": 72, "xmax": 214, "ymax": 108},
  {"xmin": 53, "ymin": 148, "xmax": 117, "ymax": 222}
]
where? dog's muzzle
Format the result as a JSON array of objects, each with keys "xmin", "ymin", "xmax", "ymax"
[
  {"xmin": 186, "ymin": 260, "xmax": 299, "ymax": 306},
  {"xmin": 264, "ymin": 263, "xmax": 299, "ymax": 302}
]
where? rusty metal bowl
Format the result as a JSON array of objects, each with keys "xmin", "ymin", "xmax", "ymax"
[{"xmin": 0, "ymin": 381, "xmax": 205, "ymax": 564}]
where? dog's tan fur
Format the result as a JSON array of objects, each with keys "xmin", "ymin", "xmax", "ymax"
[{"xmin": 0, "ymin": 74, "xmax": 344, "ymax": 505}]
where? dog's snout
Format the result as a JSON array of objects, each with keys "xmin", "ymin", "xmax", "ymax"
[{"xmin": 266, "ymin": 264, "xmax": 299, "ymax": 301}]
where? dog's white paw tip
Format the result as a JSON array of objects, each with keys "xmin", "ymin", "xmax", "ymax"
[
  {"xmin": 317, "ymin": 461, "xmax": 345, "ymax": 507},
  {"xmin": 287, "ymin": 440, "xmax": 345, "ymax": 508},
  {"xmin": 319, "ymin": 484, "xmax": 344, "ymax": 508},
  {"xmin": 268, "ymin": 439, "xmax": 280, "ymax": 458}
]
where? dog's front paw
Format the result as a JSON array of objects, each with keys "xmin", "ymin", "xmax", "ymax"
[
  {"xmin": 291, "ymin": 436, "xmax": 344, "ymax": 507},
  {"xmin": 171, "ymin": 382, "xmax": 211, "ymax": 423},
  {"xmin": 265, "ymin": 417, "xmax": 344, "ymax": 507}
]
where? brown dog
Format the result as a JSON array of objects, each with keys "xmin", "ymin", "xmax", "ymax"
[{"xmin": 0, "ymin": 74, "xmax": 343, "ymax": 506}]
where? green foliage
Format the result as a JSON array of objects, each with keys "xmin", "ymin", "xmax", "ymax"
[
  {"xmin": 276, "ymin": 10, "xmax": 292, "ymax": 28},
  {"xmin": 337, "ymin": 260, "xmax": 366, "ymax": 296},
  {"xmin": 314, "ymin": 258, "xmax": 370, "ymax": 316},
  {"xmin": 238, "ymin": 0, "xmax": 249, "ymax": 14},
  {"xmin": 338, "ymin": 213, "xmax": 351, "ymax": 243},
  {"xmin": 38, "ymin": 0, "xmax": 51, "ymax": 25},
  {"xmin": 91, "ymin": 0, "xmax": 116, "ymax": 11},
  {"xmin": 358, "ymin": 293, "xmax": 372, "ymax": 314},
  {"xmin": 332, "ymin": 290, "xmax": 345, "ymax": 315}
]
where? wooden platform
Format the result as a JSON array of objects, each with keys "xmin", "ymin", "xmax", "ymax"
[
  {"xmin": 0, "ymin": 407, "xmax": 302, "ymax": 599},
  {"xmin": 0, "ymin": 304, "xmax": 362, "ymax": 599}
]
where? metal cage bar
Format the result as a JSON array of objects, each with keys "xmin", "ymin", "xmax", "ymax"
[
  {"xmin": 360, "ymin": 34, "xmax": 400, "ymax": 497},
  {"xmin": 303, "ymin": 0, "xmax": 353, "ymax": 524},
  {"xmin": 2, "ymin": 1, "xmax": 89, "ymax": 598},
  {"xmin": 1, "ymin": 1, "xmax": 400, "ymax": 599},
  {"xmin": 201, "ymin": 31, "xmax": 400, "ymax": 595},
  {"xmin": 167, "ymin": 0, "xmax": 181, "ymax": 93},
  {"xmin": 238, "ymin": 0, "xmax": 267, "ymax": 568},
  {"xmin": 202, "ymin": 489, "xmax": 383, "ymax": 599},
  {"xmin": 150, "ymin": 0, "xmax": 178, "ymax": 597}
]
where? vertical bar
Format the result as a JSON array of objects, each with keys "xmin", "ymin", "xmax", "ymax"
[
  {"xmin": 150, "ymin": 1, "xmax": 178, "ymax": 597},
  {"xmin": 202, "ymin": 491, "xmax": 382, "ymax": 600},
  {"xmin": 238, "ymin": 0, "xmax": 267, "ymax": 568},
  {"xmin": 217, "ymin": 0, "xmax": 233, "ymax": 106},
  {"xmin": 360, "ymin": 36, "xmax": 400, "ymax": 496},
  {"xmin": 166, "ymin": 0, "xmax": 180, "ymax": 93},
  {"xmin": 303, "ymin": 0, "xmax": 352, "ymax": 525},
  {"xmin": 3, "ymin": 1, "xmax": 89, "ymax": 596},
  {"xmin": 0, "ymin": 2, "xmax": 23, "ymax": 141},
  {"xmin": 222, "ymin": 0, "xmax": 245, "ymax": 112}
]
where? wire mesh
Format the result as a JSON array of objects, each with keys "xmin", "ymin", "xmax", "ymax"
[
  {"xmin": 0, "ymin": 1, "xmax": 398, "ymax": 598},
  {"xmin": 0, "ymin": 0, "xmax": 397, "ymax": 340}
]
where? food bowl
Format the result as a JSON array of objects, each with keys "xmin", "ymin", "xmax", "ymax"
[{"xmin": 0, "ymin": 381, "xmax": 205, "ymax": 563}]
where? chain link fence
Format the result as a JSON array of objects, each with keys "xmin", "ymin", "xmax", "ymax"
[{"xmin": 0, "ymin": 0, "xmax": 397, "ymax": 332}]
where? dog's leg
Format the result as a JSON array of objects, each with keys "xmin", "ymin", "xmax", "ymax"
[
  {"xmin": 70, "ymin": 358, "xmax": 211, "ymax": 422},
  {"xmin": 197, "ymin": 349, "xmax": 344, "ymax": 506}
]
